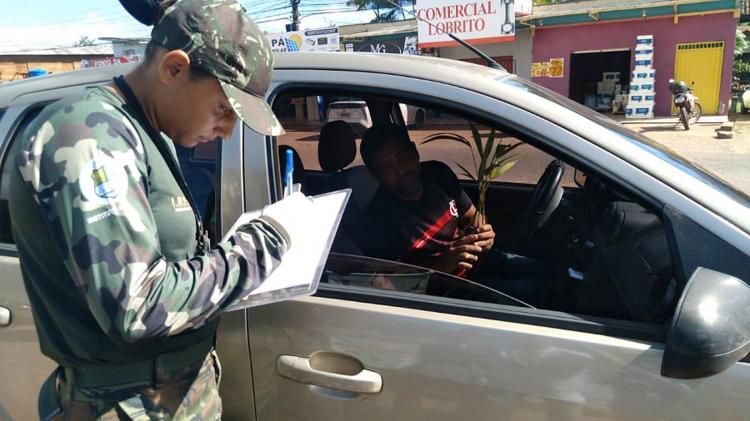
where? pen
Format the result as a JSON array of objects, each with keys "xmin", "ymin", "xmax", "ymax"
[{"xmin": 284, "ymin": 148, "xmax": 294, "ymax": 197}]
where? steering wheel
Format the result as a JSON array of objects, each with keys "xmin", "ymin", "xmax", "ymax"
[{"xmin": 518, "ymin": 159, "xmax": 565, "ymax": 245}]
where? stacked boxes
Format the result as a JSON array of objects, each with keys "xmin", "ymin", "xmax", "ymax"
[
  {"xmin": 626, "ymin": 35, "xmax": 655, "ymax": 119},
  {"xmin": 596, "ymin": 71, "xmax": 620, "ymax": 110}
]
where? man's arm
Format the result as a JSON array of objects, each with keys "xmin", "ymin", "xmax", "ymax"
[{"xmin": 19, "ymin": 103, "xmax": 289, "ymax": 344}]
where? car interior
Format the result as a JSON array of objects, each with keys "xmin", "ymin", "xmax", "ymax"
[{"xmin": 269, "ymin": 89, "xmax": 680, "ymax": 325}]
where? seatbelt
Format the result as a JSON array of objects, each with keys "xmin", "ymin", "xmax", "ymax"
[{"xmin": 112, "ymin": 76, "xmax": 209, "ymax": 255}]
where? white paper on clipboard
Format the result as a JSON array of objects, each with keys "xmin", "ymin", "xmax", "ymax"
[{"xmin": 222, "ymin": 189, "xmax": 351, "ymax": 310}]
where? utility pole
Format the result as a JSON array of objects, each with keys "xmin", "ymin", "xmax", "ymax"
[{"xmin": 291, "ymin": 0, "xmax": 300, "ymax": 31}]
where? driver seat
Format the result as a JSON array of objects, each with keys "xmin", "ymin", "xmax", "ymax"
[{"xmin": 317, "ymin": 121, "xmax": 378, "ymax": 254}]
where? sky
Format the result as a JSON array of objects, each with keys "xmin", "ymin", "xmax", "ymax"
[{"xmin": 0, "ymin": 0, "xmax": 377, "ymax": 53}]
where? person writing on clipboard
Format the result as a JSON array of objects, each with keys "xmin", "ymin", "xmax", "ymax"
[{"xmin": 7, "ymin": 0, "xmax": 311, "ymax": 418}]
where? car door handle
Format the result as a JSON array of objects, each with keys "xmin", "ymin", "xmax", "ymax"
[
  {"xmin": 277, "ymin": 352, "xmax": 382, "ymax": 394},
  {"xmin": 0, "ymin": 306, "xmax": 10, "ymax": 327}
]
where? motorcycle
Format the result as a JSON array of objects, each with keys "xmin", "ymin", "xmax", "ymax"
[{"xmin": 668, "ymin": 79, "xmax": 702, "ymax": 130}]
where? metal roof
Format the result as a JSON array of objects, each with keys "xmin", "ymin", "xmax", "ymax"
[
  {"xmin": 340, "ymin": 19, "xmax": 417, "ymax": 39},
  {"xmin": 522, "ymin": 0, "xmax": 724, "ymax": 21},
  {"xmin": 0, "ymin": 44, "xmax": 114, "ymax": 56},
  {"xmin": 99, "ymin": 37, "xmax": 150, "ymax": 43}
]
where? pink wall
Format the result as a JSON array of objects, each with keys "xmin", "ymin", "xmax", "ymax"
[{"xmin": 531, "ymin": 13, "xmax": 737, "ymax": 116}]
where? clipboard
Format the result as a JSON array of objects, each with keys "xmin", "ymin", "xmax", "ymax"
[{"xmin": 223, "ymin": 189, "xmax": 351, "ymax": 310}]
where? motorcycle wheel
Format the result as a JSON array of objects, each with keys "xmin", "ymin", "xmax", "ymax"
[
  {"xmin": 689, "ymin": 102, "xmax": 702, "ymax": 125},
  {"xmin": 679, "ymin": 107, "xmax": 690, "ymax": 130}
]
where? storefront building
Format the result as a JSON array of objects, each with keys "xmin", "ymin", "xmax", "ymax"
[
  {"xmin": 522, "ymin": 0, "xmax": 739, "ymax": 116},
  {"xmin": 438, "ymin": 27, "xmax": 533, "ymax": 80},
  {"xmin": 339, "ymin": 18, "xmax": 533, "ymax": 80},
  {"xmin": 0, "ymin": 45, "xmax": 114, "ymax": 83}
]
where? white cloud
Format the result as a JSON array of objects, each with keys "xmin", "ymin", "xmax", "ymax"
[{"xmin": 259, "ymin": 9, "xmax": 377, "ymax": 34}]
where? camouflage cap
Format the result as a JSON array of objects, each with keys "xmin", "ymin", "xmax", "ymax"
[{"xmin": 151, "ymin": 0, "xmax": 284, "ymax": 135}]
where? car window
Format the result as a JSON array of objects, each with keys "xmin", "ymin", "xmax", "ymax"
[
  {"xmin": 0, "ymin": 106, "xmax": 44, "ymax": 244},
  {"xmin": 272, "ymin": 88, "xmax": 678, "ymax": 334},
  {"xmin": 275, "ymin": 95, "xmax": 576, "ymax": 187},
  {"xmin": 275, "ymin": 94, "xmax": 368, "ymax": 172},
  {"xmin": 408, "ymin": 110, "xmax": 577, "ymax": 187},
  {"xmin": 323, "ymin": 253, "xmax": 528, "ymax": 307}
]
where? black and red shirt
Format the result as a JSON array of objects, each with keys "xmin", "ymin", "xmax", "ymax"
[{"xmin": 361, "ymin": 161, "xmax": 473, "ymax": 266}]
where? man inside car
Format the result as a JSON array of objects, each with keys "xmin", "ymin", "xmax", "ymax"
[{"xmin": 358, "ymin": 123, "xmax": 549, "ymax": 305}]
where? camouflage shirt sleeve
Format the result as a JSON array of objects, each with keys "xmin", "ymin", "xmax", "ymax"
[{"xmin": 17, "ymin": 98, "xmax": 288, "ymax": 343}]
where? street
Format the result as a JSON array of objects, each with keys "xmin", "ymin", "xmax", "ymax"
[{"xmin": 622, "ymin": 116, "xmax": 750, "ymax": 195}]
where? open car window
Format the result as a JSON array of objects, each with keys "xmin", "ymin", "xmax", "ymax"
[{"xmin": 272, "ymin": 88, "xmax": 679, "ymax": 331}]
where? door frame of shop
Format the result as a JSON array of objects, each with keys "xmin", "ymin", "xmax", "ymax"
[
  {"xmin": 673, "ymin": 41, "xmax": 725, "ymax": 114},
  {"xmin": 569, "ymin": 48, "xmax": 632, "ymax": 110}
]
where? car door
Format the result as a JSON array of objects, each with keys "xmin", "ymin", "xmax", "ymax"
[
  {"xmin": 0, "ymin": 103, "xmax": 57, "ymax": 420},
  {"xmin": 0, "ymin": 80, "xmax": 245, "ymax": 421},
  {"xmin": 239, "ymin": 69, "xmax": 750, "ymax": 421}
]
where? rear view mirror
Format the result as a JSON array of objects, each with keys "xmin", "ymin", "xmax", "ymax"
[{"xmin": 661, "ymin": 267, "xmax": 750, "ymax": 379}]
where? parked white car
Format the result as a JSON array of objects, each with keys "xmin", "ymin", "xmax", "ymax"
[{"xmin": 327, "ymin": 99, "xmax": 426, "ymax": 133}]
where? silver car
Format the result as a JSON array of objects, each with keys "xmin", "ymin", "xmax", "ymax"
[{"xmin": 1, "ymin": 53, "xmax": 749, "ymax": 421}]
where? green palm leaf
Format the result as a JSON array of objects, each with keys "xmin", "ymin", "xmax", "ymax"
[
  {"xmin": 487, "ymin": 160, "xmax": 517, "ymax": 180},
  {"xmin": 455, "ymin": 162, "xmax": 476, "ymax": 181},
  {"xmin": 420, "ymin": 133, "xmax": 471, "ymax": 146}
]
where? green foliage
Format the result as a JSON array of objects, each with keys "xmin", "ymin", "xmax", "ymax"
[
  {"xmin": 346, "ymin": 0, "xmax": 415, "ymax": 22},
  {"xmin": 421, "ymin": 124, "xmax": 522, "ymax": 221},
  {"xmin": 736, "ymin": 28, "xmax": 749, "ymax": 56},
  {"xmin": 73, "ymin": 35, "xmax": 95, "ymax": 47},
  {"xmin": 734, "ymin": 59, "xmax": 750, "ymax": 83}
]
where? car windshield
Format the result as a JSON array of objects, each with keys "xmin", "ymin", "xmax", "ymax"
[{"xmin": 501, "ymin": 77, "xmax": 750, "ymax": 204}]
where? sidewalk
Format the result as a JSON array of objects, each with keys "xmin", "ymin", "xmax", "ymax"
[
  {"xmin": 620, "ymin": 113, "xmax": 750, "ymax": 195},
  {"xmin": 611, "ymin": 114, "xmax": 729, "ymax": 125}
]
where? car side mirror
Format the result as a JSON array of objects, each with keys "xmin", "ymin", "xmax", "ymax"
[{"xmin": 661, "ymin": 267, "xmax": 750, "ymax": 379}]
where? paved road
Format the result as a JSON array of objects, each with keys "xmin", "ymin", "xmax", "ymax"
[
  {"xmin": 279, "ymin": 116, "xmax": 749, "ymax": 196},
  {"xmin": 621, "ymin": 116, "xmax": 750, "ymax": 196}
]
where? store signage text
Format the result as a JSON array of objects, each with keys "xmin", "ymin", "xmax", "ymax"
[
  {"xmin": 80, "ymin": 56, "xmax": 142, "ymax": 69},
  {"xmin": 267, "ymin": 27, "xmax": 340, "ymax": 53},
  {"xmin": 417, "ymin": 2, "xmax": 495, "ymax": 35},
  {"xmin": 416, "ymin": 0, "xmax": 513, "ymax": 48},
  {"xmin": 347, "ymin": 36, "xmax": 419, "ymax": 55}
]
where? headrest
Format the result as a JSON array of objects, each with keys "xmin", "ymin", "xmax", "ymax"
[{"xmin": 318, "ymin": 121, "xmax": 356, "ymax": 173}]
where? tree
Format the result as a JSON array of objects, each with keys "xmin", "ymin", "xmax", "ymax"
[
  {"xmin": 736, "ymin": 28, "xmax": 748, "ymax": 56},
  {"xmin": 346, "ymin": 0, "xmax": 415, "ymax": 23},
  {"xmin": 73, "ymin": 35, "xmax": 95, "ymax": 47}
]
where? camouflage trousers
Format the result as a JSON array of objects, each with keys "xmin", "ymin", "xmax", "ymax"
[{"xmin": 41, "ymin": 350, "xmax": 222, "ymax": 420}]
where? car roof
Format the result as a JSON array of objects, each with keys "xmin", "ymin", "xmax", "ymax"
[
  {"xmin": 0, "ymin": 53, "xmax": 505, "ymax": 108},
  {"xmin": 1, "ymin": 53, "xmax": 747, "ymax": 236}
]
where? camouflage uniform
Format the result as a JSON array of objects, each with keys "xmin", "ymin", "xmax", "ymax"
[{"xmin": 8, "ymin": 0, "xmax": 287, "ymax": 419}]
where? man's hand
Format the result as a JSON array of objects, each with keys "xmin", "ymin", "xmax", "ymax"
[
  {"xmin": 423, "ymin": 236, "xmax": 483, "ymax": 273},
  {"xmin": 472, "ymin": 224, "xmax": 495, "ymax": 251}
]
